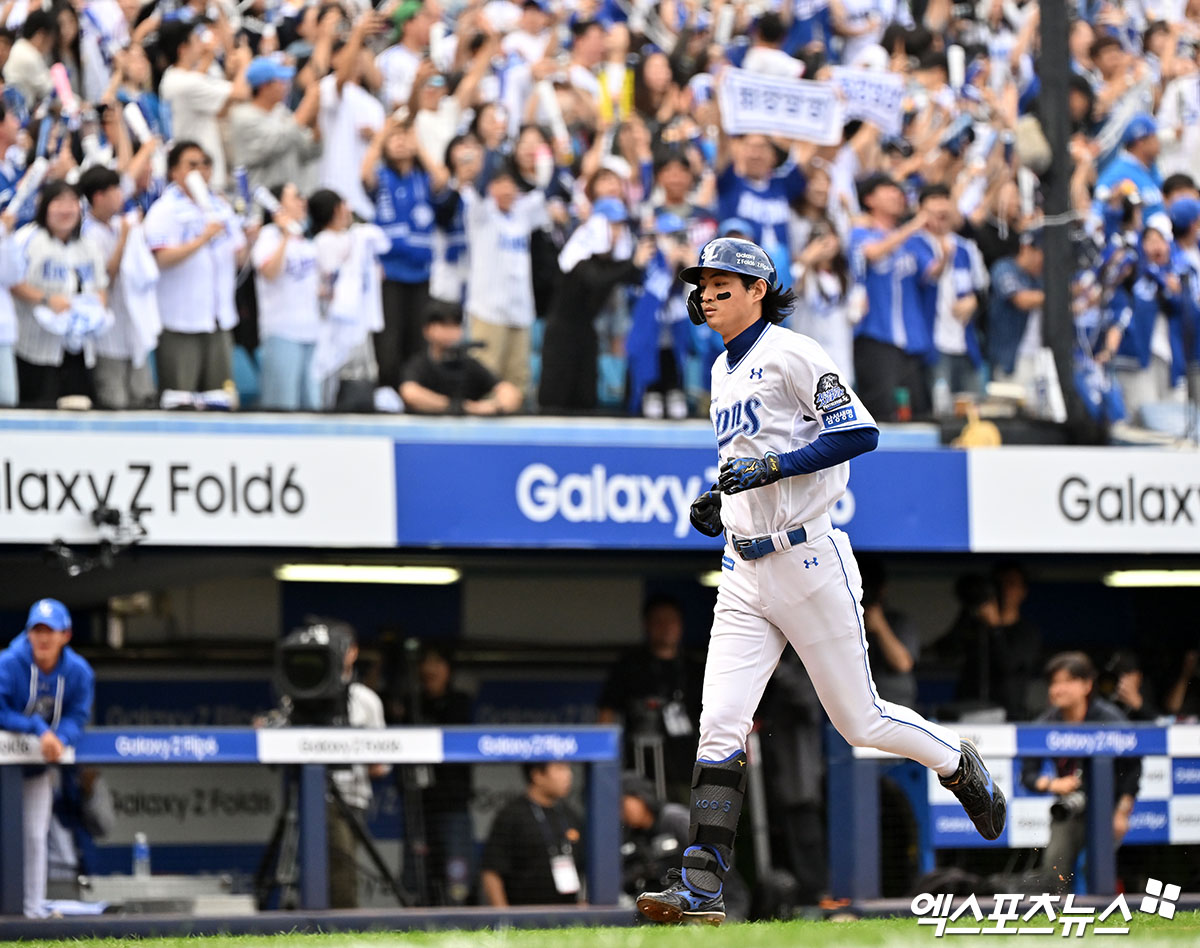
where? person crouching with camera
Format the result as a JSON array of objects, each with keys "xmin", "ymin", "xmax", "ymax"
[
  {"xmin": 398, "ymin": 300, "xmax": 522, "ymax": 415},
  {"xmin": 1020, "ymin": 652, "xmax": 1140, "ymax": 893}
]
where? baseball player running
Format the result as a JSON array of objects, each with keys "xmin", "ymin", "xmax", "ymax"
[{"xmin": 636, "ymin": 238, "xmax": 1006, "ymax": 926}]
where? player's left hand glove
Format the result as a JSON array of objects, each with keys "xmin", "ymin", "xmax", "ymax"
[
  {"xmin": 718, "ymin": 453, "xmax": 783, "ymax": 495},
  {"xmin": 689, "ymin": 484, "xmax": 723, "ymax": 537}
]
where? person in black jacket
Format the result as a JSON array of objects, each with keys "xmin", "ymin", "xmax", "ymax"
[
  {"xmin": 537, "ymin": 198, "xmax": 654, "ymax": 412},
  {"xmin": 1020, "ymin": 652, "xmax": 1141, "ymax": 893}
]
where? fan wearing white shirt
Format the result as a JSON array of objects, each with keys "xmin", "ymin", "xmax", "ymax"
[
  {"xmin": 377, "ymin": 0, "xmax": 441, "ymax": 110},
  {"xmin": 79, "ymin": 166, "xmax": 156, "ymax": 409},
  {"xmin": 253, "ymin": 184, "xmax": 323, "ymax": 411},
  {"xmin": 461, "ymin": 160, "xmax": 549, "ymax": 397},
  {"xmin": 741, "ymin": 13, "xmax": 806, "ymax": 80},
  {"xmin": 156, "ymin": 19, "xmax": 251, "ymax": 193},
  {"xmin": 318, "ymin": 14, "xmax": 386, "ymax": 221},
  {"xmin": 142, "ymin": 141, "xmax": 239, "ymax": 394}
]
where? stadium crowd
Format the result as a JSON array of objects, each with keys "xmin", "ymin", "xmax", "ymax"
[{"xmin": 0, "ymin": 0, "xmax": 1194, "ymax": 425}]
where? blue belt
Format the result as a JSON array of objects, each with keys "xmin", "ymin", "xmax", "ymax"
[{"xmin": 732, "ymin": 526, "xmax": 807, "ymax": 561}]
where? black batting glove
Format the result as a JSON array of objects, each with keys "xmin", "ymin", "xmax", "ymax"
[
  {"xmin": 689, "ymin": 483, "xmax": 723, "ymax": 537},
  {"xmin": 718, "ymin": 453, "xmax": 783, "ymax": 495}
]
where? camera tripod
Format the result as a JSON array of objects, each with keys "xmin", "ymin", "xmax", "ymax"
[{"xmin": 254, "ymin": 765, "xmax": 414, "ymax": 910}]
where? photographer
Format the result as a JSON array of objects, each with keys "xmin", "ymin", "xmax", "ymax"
[
  {"xmin": 398, "ymin": 299, "xmax": 522, "ymax": 415},
  {"xmin": 1020, "ymin": 652, "xmax": 1140, "ymax": 894},
  {"xmin": 262, "ymin": 621, "xmax": 390, "ymax": 909}
]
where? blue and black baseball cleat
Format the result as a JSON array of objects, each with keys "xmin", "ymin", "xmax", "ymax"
[
  {"xmin": 940, "ymin": 738, "xmax": 1007, "ymax": 841},
  {"xmin": 636, "ymin": 868, "xmax": 726, "ymax": 926}
]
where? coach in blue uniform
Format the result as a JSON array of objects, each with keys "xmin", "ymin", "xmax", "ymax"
[{"xmin": 0, "ymin": 599, "xmax": 94, "ymax": 917}]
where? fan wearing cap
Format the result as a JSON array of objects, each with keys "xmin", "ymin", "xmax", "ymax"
[
  {"xmin": 1094, "ymin": 114, "xmax": 1165, "ymax": 221},
  {"xmin": 229, "ymin": 56, "xmax": 321, "ymax": 196},
  {"xmin": 377, "ymin": 0, "xmax": 443, "ymax": 111},
  {"xmin": 636, "ymin": 237, "xmax": 1005, "ymax": 926},
  {"xmin": 538, "ymin": 197, "xmax": 655, "ymax": 412},
  {"xmin": 0, "ymin": 599, "xmax": 95, "ymax": 918}
]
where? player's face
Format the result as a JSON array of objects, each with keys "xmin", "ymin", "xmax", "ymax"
[
  {"xmin": 696, "ymin": 267, "xmax": 765, "ymax": 340},
  {"xmin": 27, "ymin": 623, "xmax": 69, "ymax": 670}
]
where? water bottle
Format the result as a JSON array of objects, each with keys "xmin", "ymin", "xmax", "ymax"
[
  {"xmin": 932, "ymin": 376, "xmax": 953, "ymax": 418},
  {"xmin": 132, "ymin": 831, "xmax": 150, "ymax": 877}
]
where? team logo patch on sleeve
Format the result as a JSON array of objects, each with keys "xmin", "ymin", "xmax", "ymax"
[{"xmin": 814, "ymin": 373, "xmax": 851, "ymax": 412}]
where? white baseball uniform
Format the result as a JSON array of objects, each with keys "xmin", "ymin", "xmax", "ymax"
[{"xmin": 701, "ymin": 321, "xmax": 962, "ymax": 777}]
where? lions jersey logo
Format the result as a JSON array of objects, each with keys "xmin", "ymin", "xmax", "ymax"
[
  {"xmin": 714, "ymin": 396, "xmax": 763, "ymax": 448},
  {"xmin": 814, "ymin": 373, "xmax": 851, "ymax": 413}
]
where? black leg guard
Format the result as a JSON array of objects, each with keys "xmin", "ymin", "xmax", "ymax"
[{"xmin": 682, "ymin": 750, "xmax": 747, "ymax": 896}]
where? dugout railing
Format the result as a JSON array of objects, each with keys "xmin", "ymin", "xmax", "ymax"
[
  {"xmin": 828, "ymin": 722, "xmax": 1200, "ymax": 899},
  {"xmin": 0, "ymin": 725, "xmax": 621, "ymax": 916}
]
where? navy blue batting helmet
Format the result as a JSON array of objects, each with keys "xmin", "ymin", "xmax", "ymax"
[{"xmin": 679, "ymin": 237, "xmax": 777, "ymax": 288}]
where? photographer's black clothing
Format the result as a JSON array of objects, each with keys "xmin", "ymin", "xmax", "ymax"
[
  {"xmin": 481, "ymin": 795, "xmax": 583, "ymax": 904},
  {"xmin": 954, "ymin": 616, "xmax": 1041, "ymax": 720},
  {"xmin": 401, "ymin": 351, "xmax": 499, "ymax": 407},
  {"xmin": 598, "ymin": 646, "xmax": 704, "ymax": 803},
  {"xmin": 1019, "ymin": 697, "xmax": 1141, "ymax": 799},
  {"xmin": 417, "ymin": 689, "xmax": 474, "ymax": 814}
]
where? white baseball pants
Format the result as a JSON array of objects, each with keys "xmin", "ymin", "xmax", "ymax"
[
  {"xmin": 23, "ymin": 769, "xmax": 53, "ymax": 918},
  {"xmin": 698, "ymin": 526, "xmax": 962, "ymax": 777}
]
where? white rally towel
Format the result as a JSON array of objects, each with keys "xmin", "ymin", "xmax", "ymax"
[
  {"xmin": 311, "ymin": 224, "xmax": 389, "ymax": 384},
  {"xmin": 119, "ymin": 220, "xmax": 162, "ymax": 368},
  {"xmin": 34, "ymin": 292, "xmax": 114, "ymax": 365}
]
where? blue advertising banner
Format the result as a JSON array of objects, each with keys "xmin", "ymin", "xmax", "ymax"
[
  {"xmin": 1015, "ymin": 726, "xmax": 1168, "ymax": 758},
  {"xmin": 394, "ymin": 442, "xmax": 969, "ymax": 552},
  {"xmin": 74, "ymin": 729, "xmax": 260, "ymax": 763},
  {"xmin": 441, "ymin": 727, "xmax": 621, "ymax": 763}
]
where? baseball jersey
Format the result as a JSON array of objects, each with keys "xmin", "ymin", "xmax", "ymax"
[{"xmin": 710, "ymin": 322, "xmax": 876, "ymax": 537}]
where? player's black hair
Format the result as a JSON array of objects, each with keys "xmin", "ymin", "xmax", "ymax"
[
  {"xmin": 1044, "ymin": 651, "xmax": 1096, "ymax": 683},
  {"xmin": 736, "ymin": 274, "xmax": 796, "ymax": 325}
]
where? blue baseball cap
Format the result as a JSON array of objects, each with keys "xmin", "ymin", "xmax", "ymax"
[
  {"xmin": 246, "ymin": 57, "xmax": 296, "ymax": 90},
  {"xmin": 680, "ymin": 237, "xmax": 777, "ymax": 286},
  {"xmin": 1123, "ymin": 113, "xmax": 1157, "ymax": 146},
  {"xmin": 654, "ymin": 210, "xmax": 688, "ymax": 235},
  {"xmin": 25, "ymin": 598, "xmax": 71, "ymax": 632},
  {"xmin": 1169, "ymin": 197, "xmax": 1200, "ymax": 234},
  {"xmin": 591, "ymin": 197, "xmax": 629, "ymax": 223}
]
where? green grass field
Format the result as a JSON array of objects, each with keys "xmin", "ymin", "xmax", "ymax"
[{"xmin": 5, "ymin": 913, "xmax": 1200, "ymax": 948}]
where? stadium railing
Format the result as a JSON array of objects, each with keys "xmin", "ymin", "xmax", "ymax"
[{"xmin": 0, "ymin": 724, "xmax": 621, "ymax": 915}]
